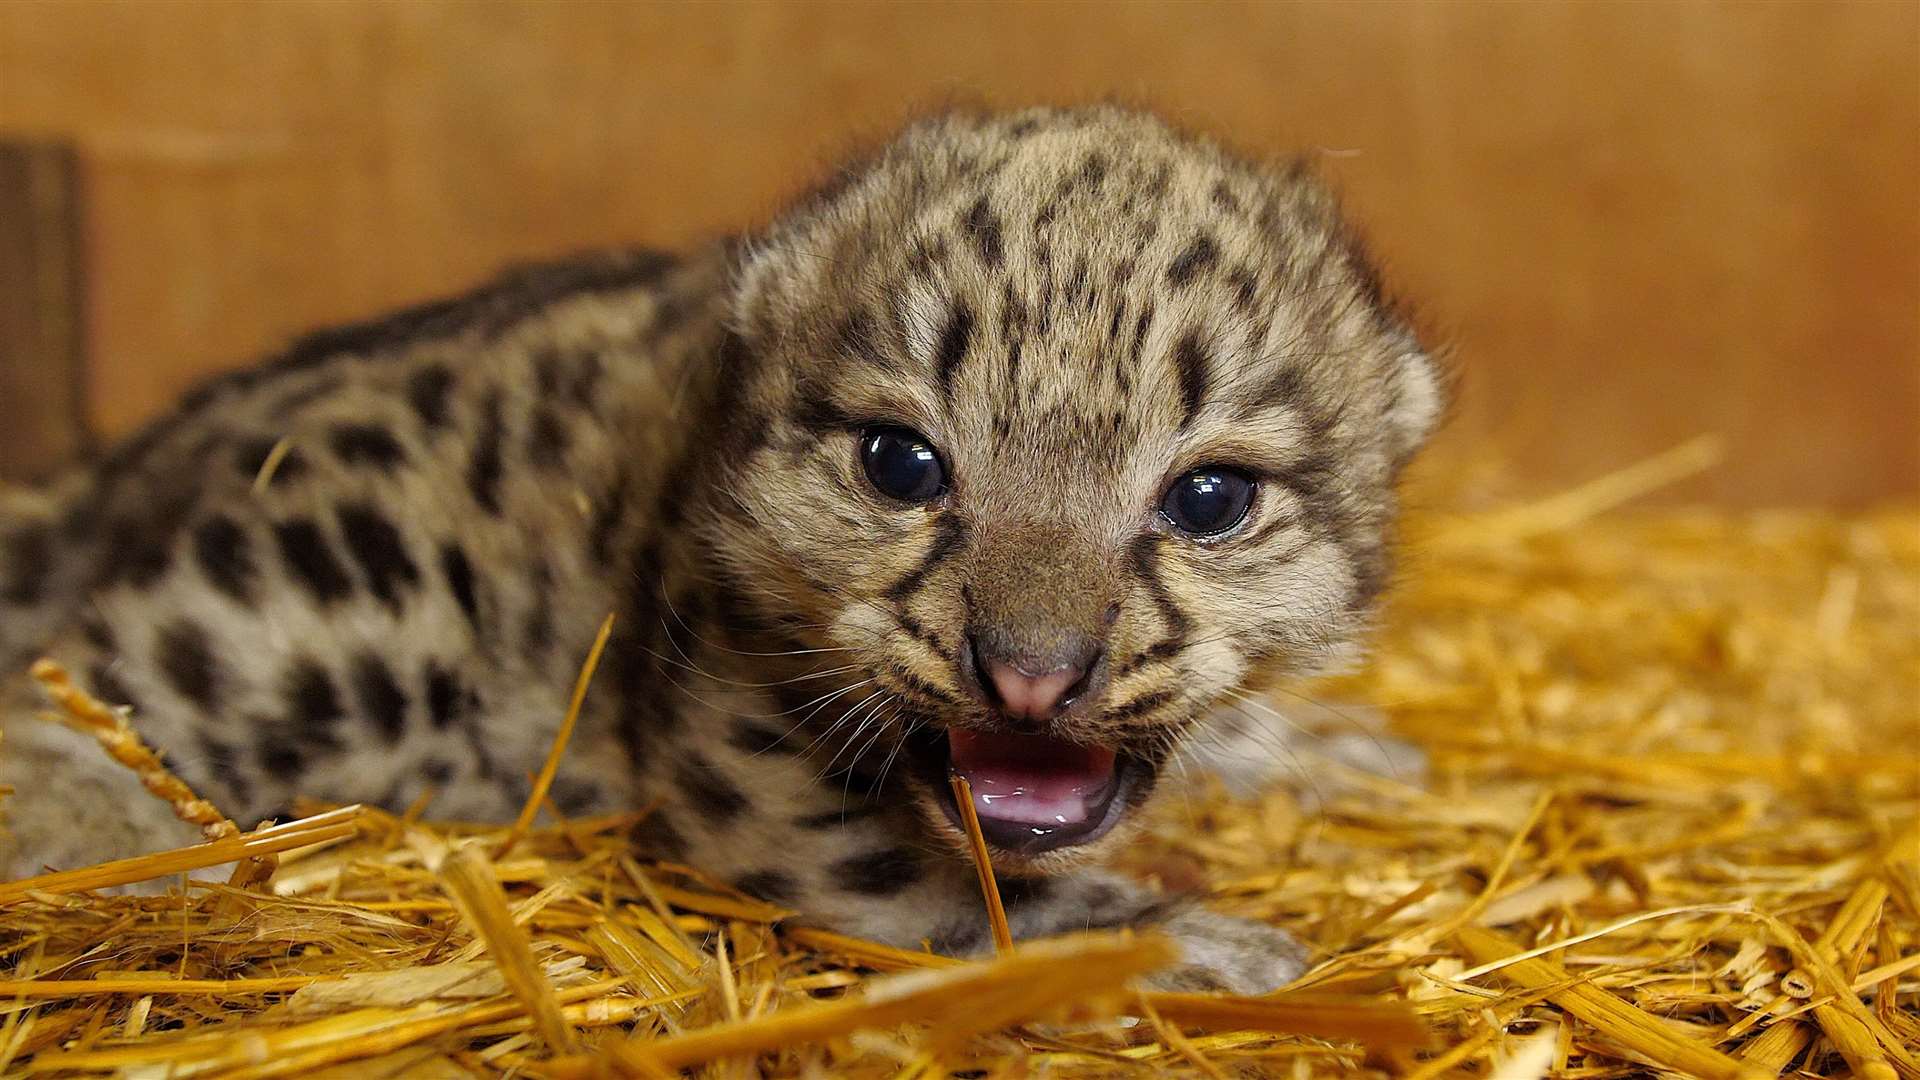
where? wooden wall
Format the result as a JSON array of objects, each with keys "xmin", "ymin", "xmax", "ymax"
[{"xmin": 0, "ymin": 1, "xmax": 1914, "ymax": 505}]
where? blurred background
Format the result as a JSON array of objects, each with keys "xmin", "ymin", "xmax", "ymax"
[{"xmin": 0, "ymin": 0, "xmax": 1913, "ymax": 506}]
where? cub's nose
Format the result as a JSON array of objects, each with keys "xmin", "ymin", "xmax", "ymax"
[{"xmin": 968, "ymin": 633, "xmax": 1104, "ymax": 723}]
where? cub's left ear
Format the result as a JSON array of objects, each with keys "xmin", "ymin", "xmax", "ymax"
[{"xmin": 1380, "ymin": 334, "xmax": 1447, "ymax": 467}]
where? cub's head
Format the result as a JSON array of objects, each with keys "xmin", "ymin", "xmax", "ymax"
[{"xmin": 707, "ymin": 106, "xmax": 1441, "ymax": 874}]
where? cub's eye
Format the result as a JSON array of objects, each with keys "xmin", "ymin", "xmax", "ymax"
[
  {"xmin": 1160, "ymin": 467, "xmax": 1256, "ymax": 538},
  {"xmin": 860, "ymin": 426, "xmax": 947, "ymax": 503}
]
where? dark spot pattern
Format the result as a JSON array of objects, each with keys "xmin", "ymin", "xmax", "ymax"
[
  {"xmin": 2, "ymin": 524, "xmax": 52, "ymax": 604},
  {"xmin": 728, "ymin": 719, "xmax": 798, "ymax": 757},
  {"xmin": 964, "ymin": 195, "xmax": 1003, "ymax": 269},
  {"xmin": 834, "ymin": 846, "xmax": 924, "ymax": 896},
  {"xmin": 735, "ymin": 870, "xmax": 801, "ymax": 905},
  {"xmin": 406, "ymin": 365, "xmax": 455, "ymax": 429},
  {"xmin": 88, "ymin": 662, "xmax": 138, "ymax": 712},
  {"xmin": 526, "ymin": 406, "xmax": 569, "ymax": 469},
  {"xmin": 424, "ymin": 662, "xmax": 466, "ymax": 729},
  {"xmin": 935, "ymin": 301, "xmax": 975, "ymax": 396},
  {"xmin": 193, "ymin": 515, "xmax": 256, "ymax": 605},
  {"xmin": 259, "ymin": 742, "xmax": 306, "ymax": 782},
  {"xmin": 156, "ymin": 620, "xmax": 220, "ymax": 710},
  {"xmin": 274, "ymin": 519, "xmax": 353, "ymax": 604},
  {"xmin": 285, "ymin": 660, "xmax": 344, "ymax": 732},
  {"xmin": 1172, "ymin": 329, "xmax": 1211, "ymax": 429},
  {"xmin": 335, "ymin": 503, "xmax": 420, "ymax": 608},
  {"xmin": 468, "ymin": 391, "xmax": 505, "ymax": 514},
  {"xmin": 439, "ymin": 544, "xmax": 481, "ymax": 630},
  {"xmin": 636, "ymin": 810, "xmax": 687, "ymax": 860},
  {"xmin": 1167, "ymin": 233, "xmax": 1218, "ymax": 288},
  {"xmin": 198, "ymin": 736, "xmax": 252, "ymax": 809},
  {"xmin": 352, "ymin": 653, "xmax": 409, "ymax": 741},
  {"xmin": 329, "ymin": 424, "xmax": 407, "ymax": 470},
  {"xmin": 675, "ymin": 754, "xmax": 750, "ymax": 826}
]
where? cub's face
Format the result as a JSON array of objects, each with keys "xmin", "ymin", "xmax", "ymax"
[{"xmin": 709, "ymin": 108, "xmax": 1440, "ymax": 874}]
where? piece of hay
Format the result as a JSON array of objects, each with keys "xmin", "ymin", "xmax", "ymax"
[{"xmin": 0, "ymin": 449, "xmax": 1913, "ymax": 1075}]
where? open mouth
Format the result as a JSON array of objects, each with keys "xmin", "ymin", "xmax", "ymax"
[{"xmin": 908, "ymin": 728, "xmax": 1150, "ymax": 854}]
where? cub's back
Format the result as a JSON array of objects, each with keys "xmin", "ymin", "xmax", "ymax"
[{"xmin": 0, "ymin": 247, "xmax": 730, "ymax": 849}]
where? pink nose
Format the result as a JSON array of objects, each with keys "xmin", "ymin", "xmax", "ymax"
[{"xmin": 982, "ymin": 659, "xmax": 1087, "ymax": 721}]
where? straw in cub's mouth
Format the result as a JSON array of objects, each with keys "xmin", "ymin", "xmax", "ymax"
[{"xmin": 908, "ymin": 728, "xmax": 1150, "ymax": 853}]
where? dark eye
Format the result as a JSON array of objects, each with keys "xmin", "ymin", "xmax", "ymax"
[
  {"xmin": 1160, "ymin": 467, "xmax": 1255, "ymax": 537},
  {"xmin": 860, "ymin": 426, "xmax": 947, "ymax": 503}
]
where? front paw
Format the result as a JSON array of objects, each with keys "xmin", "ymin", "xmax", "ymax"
[{"xmin": 1148, "ymin": 908, "xmax": 1309, "ymax": 995}]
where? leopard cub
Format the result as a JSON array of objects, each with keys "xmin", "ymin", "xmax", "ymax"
[{"xmin": 0, "ymin": 105, "xmax": 1439, "ymax": 993}]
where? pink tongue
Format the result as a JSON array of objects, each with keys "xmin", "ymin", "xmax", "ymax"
[{"xmin": 948, "ymin": 730, "xmax": 1118, "ymax": 827}]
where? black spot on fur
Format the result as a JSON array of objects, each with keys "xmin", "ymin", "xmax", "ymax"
[
  {"xmin": 532, "ymin": 349, "xmax": 563, "ymax": 395},
  {"xmin": 728, "ymin": 719, "xmax": 799, "ymax": 757},
  {"xmin": 675, "ymin": 754, "xmax": 750, "ymax": 826},
  {"xmin": 1172, "ymin": 329, "xmax": 1211, "ymax": 429},
  {"xmin": 406, "ymin": 365, "xmax": 455, "ymax": 430},
  {"xmin": 424, "ymin": 662, "xmax": 466, "ymax": 729},
  {"xmin": 526, "ymin": 406, "xmax": 569, "ymax": 469},
  {"xmin": 329, "ymin": 424, "xmax": 407, "ymax": 470},
  {"xmin": 259, "ymin": 741, "xmax": 306, "ymax": 782},
  {"xmin": 522, "ymin": 594, "xmax": 553, "ymax": 655},
  {"xmin": 1228, "ymin": 266, "xmax": 1260, "ymax": 313},
  {"xmin": 88, "ymin": 662, "xmax": 138, "ymax": 711},
  {"xmin": 1080, "ymin": 152, "xmax": 1109, "ymax": 189},
  {"xmin": 105, "ymin": 516, "xmax": 172, "ymax": 589},
  {"xmin": 156, "ymin": 620, "xmax": 220, "ymax": 710},
  {"xmin": 193, "ymin": 515, "xmax": 256, "ymax": 605},
  {"xmin": 198, "ymin": 735, "xmax": 252, "ymax": 809},
  {"xmin": 834, "ymin": 846, "xmax": 923, "ymax": 896},
  {"xmin": 964, "ymin": 195, "xmax": 1003, "ymax": 269},
  {"xmin": 1, "ymin": 523, "xmax": 52, "ymax": 604},
  {"xmin": 1167, "ymin": 234, "xmax": 1218, "ymax": 288},
  {"xmin": 835, "ymin": 312, "xmax": 894, "ymax": 373},
  {"xmin": 285, "ymin": 660, "xmax": 344, "ymax": 732},
  {"xmin": 586, "ymin": 479, "xmax": 628, "ymax": 565},
  {"xmin": 352, "ymin": 653, "xmax": 408, "ymax": 741},
  {"xmin": 336, "ymin": 502, "xmax": 420, "ymax": 608},
  {"xmin": 935, "ymin": 301, "xmax": 976, "ymax": 397},
  {"xmin": 793, "ymin": 379, "xmax": 854, "ymax": 434},
  {"xmin": 635, "ymin": 809, "xmax": 687, "ymax": 860},
  {"xmin": 468, "ymin": 391, "xmax": 505, "ymax": 514},
  {"xmin": 567, "ymin": 350, "xmax": 605, "ymax": 409},
  {"xmin": 275, "ymin": 519, "xmax": 352, "ymax": 604},
  {"xmin": 81, "ymin": 616, "xmax": 115, "ymax": 651},
  {"xmin": 735, "ymin": 870, "xmax": 800, "ymax": 905},
  {"xmin": 420, "ymin": 758, "xmax": 455, "ymax": 785},
  {"xmin": 1130, "ymin": 302, "xmax": 1156, "ymax": 366},
  {"xmin": 439, "ymin": 543, "xmax": 481, "ymax": 630}
]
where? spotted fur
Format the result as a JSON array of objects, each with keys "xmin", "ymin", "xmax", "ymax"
[{"xmin": 0, "ymin": 106, "xmax": 1439, "ymax": 992}]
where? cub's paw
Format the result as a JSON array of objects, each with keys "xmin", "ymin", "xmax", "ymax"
[{"xmin": 1148, "ymin": 908, "xmax": 1309, "ymax": 995}]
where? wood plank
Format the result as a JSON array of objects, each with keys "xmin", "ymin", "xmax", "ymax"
[
  {"xmin": 0, "ymin": 139, "xmax": 87, "ymax": 482},
  {"xmin": 0, "ymin": 2, "xmax": 1912, "ymax": 503}
]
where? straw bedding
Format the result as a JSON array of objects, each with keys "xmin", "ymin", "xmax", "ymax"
[{"xmin": 1, "ymin": 464, "xmax": 1914, "ymax": 1077}]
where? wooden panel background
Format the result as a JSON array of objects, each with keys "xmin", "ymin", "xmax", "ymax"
[{"xmin": 0, "ymin": 0, "xmax": 1914, "ymax": 504}]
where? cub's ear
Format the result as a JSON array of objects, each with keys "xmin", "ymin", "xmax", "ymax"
[{"xmin": 1381, "ymin": 333, "xmax": 1448, "ymax": 468}]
